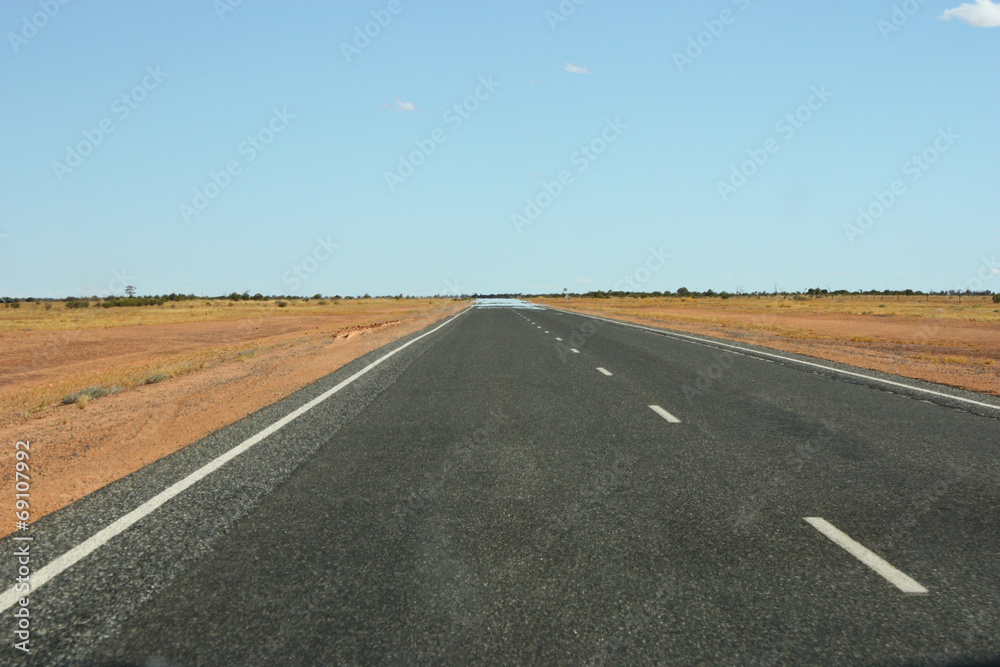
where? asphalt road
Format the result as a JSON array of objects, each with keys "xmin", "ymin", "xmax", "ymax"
[{"xmin": 3, "ymin": 302, "xmax": 999, "ymax": 665}]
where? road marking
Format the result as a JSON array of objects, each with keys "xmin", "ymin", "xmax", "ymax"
[
  {"xmin": 555, "ymin": 337, "xmax": 563, "ymax": 341},
  {"xmin": 804, "ymin": 517, "xmax": 928, "ymax": 594},
  {"xmin": 544, "ymin": 331, "xmax": 550, "ymax": 334},
  {"xmin": 649, "ymin": 405, "xmax": 681, "ymax": 423},
  {"xmin": 570, "ymin": 348, "xmax": 580, "ymax": 354},
  {"xmin": 546, "ymin": 308, "xmax": 1000, "ymax": 412},
  {"xmin": 597, "ymin": 367, "xmax": 613, "ymax": 376},
  {"xmin": 0, "ymin": 308, "xmax": 471, "ymax": 614}
]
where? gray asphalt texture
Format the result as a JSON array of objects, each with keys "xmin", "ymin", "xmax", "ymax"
[{"xmin": 3, "ymin": 304, "xmax": 999, "ymax": 666}]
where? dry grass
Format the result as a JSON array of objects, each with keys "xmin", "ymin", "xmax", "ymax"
[
  {"xmin": 0, "ymin": 298, "xmax": 460, "ymax": 425},
  {"xmin": 534, "ymin": 294, "xmax": 1000, "ymax": 323},
  {"xmin": 534, "ymin": 295, "xmax": 1000, "ymax": 387},
  {"xmin": 9, "ymin": 342, "xmax": 259, "ymax": 420},
  {"xmin": 911, "ymin": 353, "xmax": 994, "ymax": 366},
  {"xmin": 0, "ymin": 297, "xmax": 448, "ymax": 332}
]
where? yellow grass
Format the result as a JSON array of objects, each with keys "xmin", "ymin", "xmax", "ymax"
[
  {"xmin": 533, "ymin": 294, "xmax": 1000, "ymax": 323},
  {"xmin": 0, "ymin": 298, "xmax": 462, "ymax": 424},
  {"xmin": 0, "ymin": 297, "xmax": 456, "ymax": 332}
]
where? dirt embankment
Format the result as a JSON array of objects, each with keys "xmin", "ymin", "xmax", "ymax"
[{"xmin": 0, "ymin": 302, "xmax": 464, "ymax": 538}]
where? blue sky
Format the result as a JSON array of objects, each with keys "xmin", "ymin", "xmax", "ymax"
[{"xmin": 1, "ymin": 0, "xmax": 998, "ymax": 298}]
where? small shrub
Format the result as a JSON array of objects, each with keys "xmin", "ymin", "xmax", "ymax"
[
  {"xmin": 66, "ymin": 299, "xmax": 89, "ymax": 309},
  {"xmin": 144, "ymin": 373, "xmax": 168, "ymax": 385},
  {"xmin": 276, "ymin": 301, "xmax": 288, "ymax": 308},
  {"xmin": 10, "ymin": 301, "xmax": 20, "ymax": 309},
  {"xmin": 993, "ymin": 294, "xmax": 1000, "ymax": 304},
  {"xmin": 61, "ymin": 385, "xmax": 121, "ymax": 405}
]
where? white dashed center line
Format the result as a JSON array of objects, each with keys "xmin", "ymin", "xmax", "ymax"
[
  {"xmin": 649, "ymin": 405, "xmax": 681, "ymax": 423},
  {"xmin": 570, "ymin": 348, "xmax": 580, "ymax": 354},
  {"xmin": 597, "ymin": 368, "xmax": 612, "ymax": 376},
  {"xmin": 804, "ymin": 517, "xmax": 928, "ymax": 594},
  {"xmin": 555, "ymin": 338, "xmax": 563, "ymax": 342}
]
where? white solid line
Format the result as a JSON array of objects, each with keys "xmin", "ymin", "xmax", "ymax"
[
  {"xmin": 597, "ymin": 367, "xmax": 613, "ymax": 376},
  {"xmin": 804, "ymin": 517, "xmax": 928, "ymax": 594},
  {"xmin": 0, "ymin": 309, "xmax": 470, "ymax": 614},
  {"xmin": 570, "ymin": 348, "xmax": 580, "ymax": 354},
  {"xmin": 649, "ymin": 405, "xmax": 681, "ymax": 423},
  {"xmin": 545, "ymin": 308, "xmax": 1000, "ymax": 412}
]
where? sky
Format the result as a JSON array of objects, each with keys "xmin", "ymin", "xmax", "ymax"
[{"xmin": 1, "ymin": 0, "xmax": 998, "ymax": 298}]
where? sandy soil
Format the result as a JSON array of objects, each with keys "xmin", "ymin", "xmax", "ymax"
[
  {"xmin": 536, "ymin": 297, "xmax": 1000, "ymax": 397},
  {"xmin": 0, "ymin": 302, "xmax": 463, "ymax": 538}
]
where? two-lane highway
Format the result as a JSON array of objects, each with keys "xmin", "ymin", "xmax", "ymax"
[{"xmin": 3, "ymin": 301, "xmax": 998, "ymax": 665}]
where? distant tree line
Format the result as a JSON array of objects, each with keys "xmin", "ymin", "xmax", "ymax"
[
  {"xmin": 541, "ymin": 288, "xmax": 999, "ymax": 300},
  {"xmin": 2, "ymin": 290, "xmax": 998, "ymax": 306},
  {"xmin": 0, "ymin": 293, "xmax": 434, "ymax": 306}
]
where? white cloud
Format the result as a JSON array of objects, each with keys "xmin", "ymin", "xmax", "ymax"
[
  {"xmin": 563, "ymin": 62, "xmax": 589, "ymax": 74},
  {"xmin": 940, "ymin": 0, "xmax": 1000, "ymax": 27}
]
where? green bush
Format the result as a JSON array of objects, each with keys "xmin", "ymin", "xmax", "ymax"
[
  {"xmin": 66, "ymin": 299, "xmax": 90, "ymax": 309},
  {"xmin": 993, "ymin": 294, "xmax": 1000, "ymax": 304},
  {"xmin": 276, "ymin": 301, "xmax": 288, "ymax": 308}
]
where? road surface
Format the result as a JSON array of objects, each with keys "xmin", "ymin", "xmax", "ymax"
[{"xmin": 2, "ymin": 301, "xmax": 998, "ymax": 665}]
